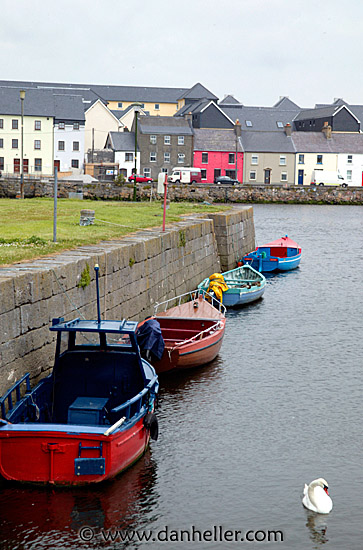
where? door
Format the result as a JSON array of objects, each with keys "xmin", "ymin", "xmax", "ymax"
[
  {"xmin": 54, "ymin": 160, "xmax": 60, "ymax": 172},
  {"xmin": 14, "ymin": 159, "xmax": 20, "ymax": 173},
  {"xmin": 264, "ymin": 169, "xmax": 271, "ymax": 184},
  {"xmin": 214, "ymin": 169, "xmax": 221, "ymax": 182},
  {"xmin": 298, "ymin": 169, "xmax": 304, "ymax": 185}
]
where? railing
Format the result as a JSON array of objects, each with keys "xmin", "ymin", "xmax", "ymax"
[
  {"xmin": 0, "ymin": 373, "xmax": 31, "ymax": 420},
  {"xmin": 109, "ymin": 375, "xmax": 158, "ymax": 423},
  {"xmin": 154, "ymin": 288, "xmax": 226, "ymax": 316}
]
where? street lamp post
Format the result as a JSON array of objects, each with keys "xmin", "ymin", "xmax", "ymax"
[
  {"xmin": 20, "ymin": 90, "xmax": 25, "ymax": 199},
  {"xmin": 133, "ymin": 109, "xmax": 138, "ymax": 201}
]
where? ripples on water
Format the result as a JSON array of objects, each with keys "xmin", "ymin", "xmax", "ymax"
[{"xmin": 0, "ymin": 205, "xmax": 362, "ymax": 549}]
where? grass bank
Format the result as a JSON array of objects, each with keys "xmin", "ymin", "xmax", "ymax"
[{"xmin": 0, "ymin": 198, "xmax": 227, "ymax": 266}]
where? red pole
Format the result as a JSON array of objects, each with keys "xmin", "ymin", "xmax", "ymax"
[{"xmin": 162, "ymin": 173, "xmax": 168, "ymax": 231}]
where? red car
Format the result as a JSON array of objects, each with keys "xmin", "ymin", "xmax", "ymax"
[{"xmin": 128, "ymin": 174, "xmax": 153, "ymax": 183}]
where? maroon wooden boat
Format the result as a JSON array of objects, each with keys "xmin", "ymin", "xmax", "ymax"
[{"xmin": 137, "ymin": 290, "xmax": 226, "ymax": 374}]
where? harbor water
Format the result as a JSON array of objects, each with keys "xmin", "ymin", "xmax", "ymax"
[{"xmin": 0, "ymin": 204, "xmax": 362, "ymax": 549}]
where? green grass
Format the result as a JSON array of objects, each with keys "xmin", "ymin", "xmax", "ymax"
[{"xmin": 0, "ymin": 199, "xmax": 226, "ymax": 265}]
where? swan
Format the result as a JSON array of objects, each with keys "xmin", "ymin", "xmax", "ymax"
[{"xmin": 302, "ymin": 478, "xmax": 333, "ymax": 514}]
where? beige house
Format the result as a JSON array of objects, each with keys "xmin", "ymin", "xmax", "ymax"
[{"xmin": 84, "ymin": 100, "xmax": 124, "ymax": 153}]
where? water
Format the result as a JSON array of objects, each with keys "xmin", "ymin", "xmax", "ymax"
[{"xmin": 0, "ymin": 204, "xmax": 362, "ymax": 549}]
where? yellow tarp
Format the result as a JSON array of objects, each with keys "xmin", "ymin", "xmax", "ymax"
[{"xmin": 207, "ymin": 273, "xmax": 229, "ymax": 302}]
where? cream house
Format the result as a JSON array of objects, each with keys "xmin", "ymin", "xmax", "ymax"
[{"xmin": 84, "ymin": 99, "xmax": 124, "ymax": 154}]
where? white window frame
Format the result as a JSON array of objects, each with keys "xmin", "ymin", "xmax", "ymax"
[
  {"xmin": 34, "ymin": 140, "xmax": 41, "ymax": 150},
  {"xmin": 178, "ymin": 153, "xmax": 185, "ymax": 164},
  {"xmin": 279, "ymin": 156, "xmax": 286, "ymax": 166},
  {"xmin": 125, "ymin": 152, "xmax": 133, "ymax": 162},
  {"xmin": 34, "ymin": 120, "xmax": 41, "ymax": 131},
  {"xmin": 58, "ymin": 141, "xmax": 65, "ymax": 151},
  {"xmin": 178, "ymin": 136, "xmax": 184, "ymax": 145},
  {"xmin": 281, "ymin": 171, "xmax": 288, "ymax": 182},
  {"xmin": 143, "ymin": 167, "xmax": 151, "ymax": 177},
  {"xmin": 150, "ymin": 152, "xmax": 157, "ymax": 162},
  {"xmin": 164, "ymin": 135, "xmax": 171, "ymax": 145},
  {"xmin": 246, "ymin": 120, "xmax": 252, "ymax": 127},
  {"xmin": 150, "ymin": 135, "xmax": 157, "ymax": 145},
  {"xmin": 347, "ymin": 169, "xmax": 352, "ymax": 181},
  {"xmin": 347, "ymin": 155, "xmax": 353, "ymax": 164},
  {"xmin": 249, "ymin": 171, "xmax": 256, "ymax": 180},
  {"xmin": 164, "ymin": 152, "xmax": 170, "ymax": 163},
  {"xmin": 251, "ymin": 155, "xmax": 258, "ymax": 165}
]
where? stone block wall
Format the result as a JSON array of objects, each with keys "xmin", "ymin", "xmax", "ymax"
[{"xmin": 0, "ymin": 207, "xmax": 254, "ymax": 393}]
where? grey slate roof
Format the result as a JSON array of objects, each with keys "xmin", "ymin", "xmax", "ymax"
[
  {"xmin": 193, "ymin": 129, "xmax": 243, "ymax": 152},
  {"xmin": 174, "ymin": 98, "xmax": 212, "ymax": 117},
  {"xmin": 108, "ymin": 132, "xmax": 138, "ymax": 151},
  {"xmin": 293, "ymin": 105, "xmax": 353, "ymax": 121},
  {"xmin": 178, "ymin": 83, "xmax": 218, "ymax": 102},
  {"xmin": 219, "ymin": 95, "xmax": 242, "ymax": 105},
  {"xmin": 240, "ymin": 131, "xmax": 296, "ymax": 153},
  {"xmin": 0, "ymin": 87, "xmax": 84, "ymax": 121},
  {"xmin": 273, "ymin": 96, "xmax": 300, "ymax": 109},
  {"xmin": 220, "ymin": 105, "xmax": 300, "ymax": 131},
  {"xmin": 138, "ymin": 116, "xmax": 193, "ymax": 135},
  {"xmin": 291, "ymin": 131, "xmax": 363, "ymax": 153}
]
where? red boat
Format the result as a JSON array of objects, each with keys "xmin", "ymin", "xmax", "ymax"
[
  {"xmin": 0, "ymin": 267, "xmax": 159, "ymax": 485},
  {"xmin": 137, "ymin": 290, "xmax": 226, "ymax": 374}
]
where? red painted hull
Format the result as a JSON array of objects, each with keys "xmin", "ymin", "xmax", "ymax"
[{"xmin": 0, "ymin": 417, "xmax": 149, "ymax": 485}]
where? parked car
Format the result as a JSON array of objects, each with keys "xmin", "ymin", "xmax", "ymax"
[
  {"xmin": 128, "ymin": 174, "xmax": 153, "ymax": 183},
  {"xmin": 214, "ymin": 176, "xmax": 240, "ymax": 185}
]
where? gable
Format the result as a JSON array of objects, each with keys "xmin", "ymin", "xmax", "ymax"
[{"xmin": 194, "ymin": 102, "xmax": 234, "ymax": 129}]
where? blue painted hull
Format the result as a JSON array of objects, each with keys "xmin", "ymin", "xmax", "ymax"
[
  {"xmin": 244, "ymin": 253, "xmax": 301, "ymax": 272},
  {"xmin": 221, "ymin": 285, "xmax": 265, "ymax": 306}
]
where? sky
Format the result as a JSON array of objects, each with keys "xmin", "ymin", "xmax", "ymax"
[{"xmin": 1, "ymin": 0, "xmax": 363, "ymax": 109}]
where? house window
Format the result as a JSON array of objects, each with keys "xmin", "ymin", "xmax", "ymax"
[
  {"xmin": 118, "ymin": 102, "xmax": 123, "ymax": 108},
  {"xmin": 0, "ymin": 157, "xmax": 3, "ymax": 170},
  {"xmin": 34, "ymin": 120, "xmax": 41, "ymax": 131},
  {"xmin": 58, "ymin": 122, "xmax": 65, "ymax": 130},
  {"xmin": 125, "ymin": 153, "xmax": 133, "ymax": 162},
  {"xmin": 12, "ymin": 119, "xmax": 18, "ymax": 129},
  {"xmin": 144, "ymin": 167, "xmax": 151, "ymax": 177},
  {"xmin": 178, "ymin": 153, "xmax": 185, "ymax": 164},
  {"xmin": 12, "ymin": 139, "xmax": 18, "ymax": 149},
  {"xmin": 71, "ymin": 159, "xmax": 79, "ymax": 168},
  {"xmin": 161, "ymin": 168, "xmax": 168, "ymax": 173},
  {"xmin": 201, "ymin": 169, "xmax": 207, "ymax": 179},
  {"xmin": 150, "ymin": 152, "xmax": 156, "ymax": 162},
  {"xmin": 58, "ymin": 141, "xmax": 65, "ymax": 151},
  {"xmin": 225, "ymin": 170, "xmax": 236, "ymax": 179},
  {"xmin": 178, "ymin": 136, "xmax": 184, "ymax": 145},
  {"xmin": 155, "ymin": 104, "xmax": 160, "ymax": 110},
  {"xmin": 346, "ymin": 170, "xmax": 352, "ymax": 181},
  {"xmin": 281, "ymin": 172, "xmax": 288, "ymax": 181},
  {"xmin": 249, "ymin": 171, "xmax": 256, "ymax": 180},
  {"xmin": 0, "ymin": 139, "xmax": 3, "ymax": 148},
  {"xmin": 317, "ymin": 155, "xmax": 323, "ymax": 164},
  {"xmin": 14, "ymin": 159, "xmax": 20, "ymax": 173},
  {"xmin": 251, "ymin": 155, "xmax": 258, "ymax": 165},
  {"xmin": 279, "ymin": 156, "xmax": 286, "ymax": 166},
  {"xmin": 73, "ymin": 122, "xmax": 79, "ymax": 130},
  {"xmin": 246, "ymin": 120, "xmax": 252, "ymax": 127},
  {"xmin": 34, "ymin": 140, "xmax": 41, "ymax": 150},
  {"xmin": 298, "ymin": 154, "xmax": 304, "ymax": 164},
  {"xmin": 164, "ymin": 152, "xmax": 170, "ymax": 163},
  {"xmin": 0, "ymin": 119, "xmax": 3, "ymax": 129},
  {"xmin": 276, "ymin": 121, "xmax": 284, "ymax": 128},
  {"xmin": 34, "ymin": 158, "xmax": 42, "ymax": 172},
  {"xmin": 164, "ymin": 135, "xmax": 171, "ymax": 145},
  {"xmin": 73, "ymin": 141, "xmax": 79, "ymax": 151},
  {"xmin": 150, "ymin": 135, "xmax": 157, "ymax": 144},
  {"xmin": 347, "ymin": 155, "xmax": 353, "ymax": 164},
  {"xmin": 229, "ymin": 153, "xmax": 235, "ymax": 164},
  {"xmin": 139, "ymin": 104, "xmax": 145, "ymax": 109},
  {"xmin": 202, "ymin": 152, "xmax": 208, "ymax": 164}
]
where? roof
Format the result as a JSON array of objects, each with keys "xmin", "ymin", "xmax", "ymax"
[
  {"xmin": 220, "ymin": 105, "xmax": 300, "ymax": 131},
  {"xmin": 273, "ymin": 97, "xmax": 300, "ymax": 110},
  {"xmin": 293, "ymin": 104, "xmax": 360, "ymax": 123},
  {"xmin": 138, "ymin": 116, "xmax": 193, "ymax": 135},
  {"xmin": 108, "ymin": 132, "xmax": 138, "ymax": 151},
  {"xmin": 0, "ymin": 87, "xmax": 84, "ymax": 121},
  {"xmin": 261, "ymin": 236, "xmax": 300, "ymax": 248},
  {"xmin": 219, "ymin": 95, "xmax": 242, "ymax": 106},
  {"xmin": 178, "ymin": 82, "xmax": 218, "ymax": 102},
  {"xmin": 240, "ymin": 131, "xmax": 295, "ymax": 153},
  {"xmin": 291, "ymin": 131, "xmax": 363, "ymax": 153},
  {"xmin": 193, "ymin": 128, "xmax": 243, "ymax": 152}
]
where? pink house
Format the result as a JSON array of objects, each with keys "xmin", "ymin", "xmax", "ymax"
[{"xmin": 193, "ymin": 126, "xmax": 243, "ymax": 183}]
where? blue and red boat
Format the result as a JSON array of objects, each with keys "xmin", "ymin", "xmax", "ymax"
[
  {"xmin": 0, "ymin": 266, "xmax": 159, "ymax": 485},
  {"xmin": 242, "ymin": 235, "xmax": 302, "ymax": 272}
]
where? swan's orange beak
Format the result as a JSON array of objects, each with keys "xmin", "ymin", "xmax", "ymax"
[{"xmin": 324, "ymin": 487, "xmax": 329, "ymax": 495}]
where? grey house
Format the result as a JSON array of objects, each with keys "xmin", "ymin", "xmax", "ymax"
[{"xmin": 133, "ymin": 116, "xmax": 193, "ymax": 179}]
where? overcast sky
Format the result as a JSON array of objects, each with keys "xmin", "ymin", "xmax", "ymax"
[{"xmin": 1, "ymin": 0, "xmax": 362, "ymax": 108}]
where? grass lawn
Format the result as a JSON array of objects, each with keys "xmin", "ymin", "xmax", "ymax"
[{"xmin": 0, "ymin": 198, "xmax": 227, "ymax": 266}]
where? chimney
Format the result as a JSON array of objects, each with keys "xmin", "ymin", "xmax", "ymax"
[
  {"xmin": 234, "ymin": 119, "xmax": 241, "ymax": 138},
  {"xmin": 322, "ymin": 124, "xmax": 332, "ymax": 139},
  {"xmin": 184, "ymin": 112, "xmax": 192, "ymax": 123},
  {"xmin": 285, "ymin": 123, "xmax": 292, "ymax": 136}
]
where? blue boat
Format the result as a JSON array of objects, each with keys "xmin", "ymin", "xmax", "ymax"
[
  {"xmin": 198, "ymin": 265, "xmax": 266, "ymax": 307},
  {"xmin": 242, "ymin": 235, "xmax": 302, "ymax": 272}
]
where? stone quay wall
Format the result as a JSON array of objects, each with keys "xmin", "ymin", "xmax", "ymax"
[
  {"xmin": 0, "ymin": 178, "xmax": 363, "ymax": 204},
  {"xmin": 0, "ymin": 207, "xmax": 255, "ymax": 393}
]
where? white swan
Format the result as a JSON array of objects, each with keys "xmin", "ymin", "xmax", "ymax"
[{"xmin": 302, "ymin": 478, "xmax": 333, "ymax": 514}]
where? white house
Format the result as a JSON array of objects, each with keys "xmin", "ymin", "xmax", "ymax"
[
  {"xmin": 105, "ymin": 131, "xmax": 140, "ymax": 178},
  {"xmin": 53, "ymin": 94, "xmax": 85, "ymax": 175}
]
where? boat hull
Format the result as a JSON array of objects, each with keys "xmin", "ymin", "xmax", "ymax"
[
  {"xmin": 221, "ymin": 285, "xmax": 265, "ymax": 306},
  {"xmin": 0, "ymin": 416, "xmax": 149, "ymax": 485},
  {"xmin": 243, "ymin": 254, "xmax": 301, "ymax": 272}
]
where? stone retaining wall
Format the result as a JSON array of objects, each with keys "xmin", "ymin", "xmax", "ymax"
[
  {"xmin": 0, "ymin": 207, "xmax": 254, "ymax": 393},
  {"xmin": 1, "ymin": 178, "xmax": 362, "ymax": 204}
]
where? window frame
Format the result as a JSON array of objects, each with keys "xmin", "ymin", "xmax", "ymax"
[
  {"xmin": 71, "ymin": 159, "xmax": 79, "ymax": 168},
  {"xmin": 34, "ymin": 139, "xmax": 41, "ymax": 150},
  {"xmin": 58, "ymin": 141, "xmax": 65, "ymax": 151},
  {"xmin": 143, "ymin": 167, "xmax": 151, "ymax": 177},
  {"xmin": 125, "ymin": 152, "xmax": 133, "ymax": 162},
  {"xmin": 12, "ymin": 138, "xmax": 18, "ymax": 149},
  {"xmin": 178, "ymin": 153, "xmax": 185, "ymax": 164},
  {"xmin": 280, "ymin": 171, "xmax": 288, "ymax": 182},
  {"xmin": 34, "ymin": 120, "xmax": 41, "ymax": 131},
  {"xmin": 279, "ymin": 155, "xmax": 287, "ymax": 166},
  {"xmin": 0, "ymin": 138, "xmax": 3, "ymax": 149},
  {"xmin": 73, "ymin": 122, "xmax": 80, "ymax": 130},
  {"xmin": 58, "ymin": 122, "xmax": 65, "ymax": 130},
  {"xmin": 150, "ymin": 135, "xmax": 157, "ymax": 144},
  {"xmin": 317, "ymin": 154, "xmax": 323, "ymax": 165},
  {"xmin": 251, "ymin": 155, "xmax": 258, "ymax": 165},
  {"xmin": 178, "ymin": 135, "xmax": 184, "ymax": 145},
  {"xmin": 249, "ymin": 170, "xmax": 256, "ymax": 181},
  {"xmin": 228, "ymin": 153, "xmax": 235, "ymax": 164},
  {"xmin": 164, "ymin": 135, "xmax": 171, "ymax": 145},
  {"xmin": 298, "ymin": 154, "xmax": 304, "ymax": 164},
  {"xmin": 164, "ymin": 152, "xmax": 170, "ymax": 163},
  {"xmin": 73, "ymin": 141, "xmax": 80, "ymax": 151},
  {"xmin": 347, "ymin": 154, "xmax": 353, "ymax": 164},
  {"xmin": 34, "ymin": 158, "xmax": 42, "ymax": 172},
  {"xmin": 12, "ymin": 119, "xmax": 19, "ymax": 130},
  {"xmin": 155, "ymin": 104, "xmax": 160, "ymax": 110},
  {"xmin": 150, "ymin": 152, "xmax": 157, "ymax": 162},
  {"xmin": 0, "ymin": 119, "xmax": 3, "ymax": 129},
  {"xmin": 202, "ymin": 152, "xmax": 208, "ymax": 164}
]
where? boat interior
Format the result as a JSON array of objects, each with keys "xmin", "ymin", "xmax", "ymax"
[
  {"xmin": 259, "ymin": 246, "xmax": 298, "ymax": 258},
  {"xmin": 155, "ymin": 316, "xmax": 218, "ymax": 346}
]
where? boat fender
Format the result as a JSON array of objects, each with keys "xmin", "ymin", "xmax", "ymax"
[{"xmin": 144, "ymin": 412, "xmax": 159, "ymax": 441}]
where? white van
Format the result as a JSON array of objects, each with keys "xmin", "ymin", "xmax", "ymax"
[
  {"xmin": 168, "ymin": 167, "xmax": 202, "ymax": 184},
  {"xmin": 311, "ymin": 170, "xmax": 347, "ymax": 187}
]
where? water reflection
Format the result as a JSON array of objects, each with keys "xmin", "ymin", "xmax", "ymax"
[
  {"xmin": 0, "ymin": 450, "xmax": 158, "ymax": 549},
  {"xmin": 305, "ymin": 511, "xmax": 329, "ymax": 548}
]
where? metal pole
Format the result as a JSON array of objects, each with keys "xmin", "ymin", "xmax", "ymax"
[
  {"xmin": 162, "ymin": 173, "xmax": 168, "ymax": 231},
  {"xmin": 53, "ymin": 166, "xmax": 58, "ymax": 242},
  {"xmin": 94, "ymin": 265, "xmax": 101, "ymax": 324},
  {"xmin": 133, "ymin": 110, "xmax": 138, "ymax": 201},
  {"xmin": 20, "ymin": 90, "xmax": 25, "ymax": 199}
]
